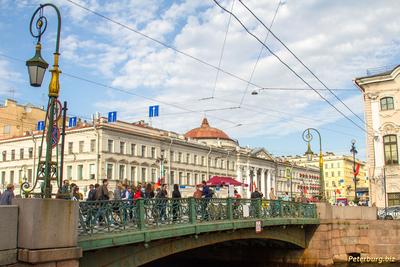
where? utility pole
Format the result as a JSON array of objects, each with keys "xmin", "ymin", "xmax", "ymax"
[{"xmin": 350, "ymin": 140, "xmax": 358, "ymax": 203}]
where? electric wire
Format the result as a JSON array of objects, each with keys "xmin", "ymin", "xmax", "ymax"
[
  {"xmin": 0, "ymin": 53, "xmax": 368, "ymax": 137},
  {"xmin": 237, "ymin": 0, "xmax": 371, "ymax": 129},
  {"xmin": 213, "ymin": 0, "xmax": 371, "ymax": 137},
  {"xmin": 210, "ymin": 0, "xmax": 235, "ymax": 99},
  {"xmin": 238, "ymin": 0, "xmax": 282, "ymax": 107}
]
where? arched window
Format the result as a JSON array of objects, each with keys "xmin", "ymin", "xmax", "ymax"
[
  {"xmin": 380, "ymin": 97, "xmax": 394, "ymax": 111},
  {"xmin": 383, "ymin": 135, "xmax": 398, "ymax": 165}
]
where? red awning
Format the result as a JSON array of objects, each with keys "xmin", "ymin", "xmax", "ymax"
[{"xmin": 207, "ymin": 176, "xmax": 247, "ymax": 187}]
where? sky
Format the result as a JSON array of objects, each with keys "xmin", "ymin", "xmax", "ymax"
[{"xmin": 1, "ymin": 0, "xmax": 400, "ymax": 160}]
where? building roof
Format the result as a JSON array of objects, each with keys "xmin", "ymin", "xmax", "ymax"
[
  {"xmin": 354, "ymin": 64, "xmax": 400, "ymax": 91},
  {"xmin": 184, "ymin": 118, "xmax": 232, "ymax": 141}
]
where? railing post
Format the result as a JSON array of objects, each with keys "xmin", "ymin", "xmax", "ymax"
[
  {"xmin": 137, "ymin": 198, "xmax": 145, "ymax": 230},
  {"xmin": 227, "ymin": 198, "xmax": 233, "ymax": 220},
  {"xmin": 280, "ymin": 200, "xmax": 284, "ymax": 217},
  {"xmin": 189, "ymin": 197, "xmax": 196, "ymax": 224}
]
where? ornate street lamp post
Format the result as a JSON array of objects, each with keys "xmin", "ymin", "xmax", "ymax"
[
  {"xmin": 303, "ymin": 128, "xmax": 325, "ymax": 201},
  {"xmin": 350, "ymin": 139, "xmax": 358, "ymax": 203},
  {"xmin": 25, "ymin": 4, "xmax": 62, "ymax": 198}
]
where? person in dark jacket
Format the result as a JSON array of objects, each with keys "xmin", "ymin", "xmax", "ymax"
[
  {"xmin": 201, "ymin": 181, "xmax": 212, "ymax": 220},
  {"xmin": 172, "ymin": 184, "xmax": 181, "ymax": 222},
  {"xmin": 145, "ymin": 183, "xmax": 155, "ymax": 199},
  {"xmin": 95, "ymin": 179, "xmax": 109, "ymax": 200},
  {"xmin": 156, "ymin": 184, "xmax": 168, "ymax": 222},
  {"xmin": 250, "ymin": 189, "xmax": 262, "ymax": 217},
  {"xmin": 0, "ymin": 184, "xmax": 14, "ymax": 205},
  {"xmin": 87, "ymin": 184, "xmax": 96, "ymax": 201}
]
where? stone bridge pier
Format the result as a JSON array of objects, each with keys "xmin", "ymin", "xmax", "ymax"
[
  {"xmin": 0, "ymin": 198, "xmax": 82, "ymax": 266},
  {"xmin": 269, "ymin": 203, "xmax": 400, "ymax": 266}
]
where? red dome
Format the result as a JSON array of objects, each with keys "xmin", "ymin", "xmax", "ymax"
[{"xmin": 185, "ymin": 118, "xmax": 232, "ymax": 140}]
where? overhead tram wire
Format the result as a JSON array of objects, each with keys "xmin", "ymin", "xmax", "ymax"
[
  {"xmin": 212, "ymin": 0, "xmax": 371, "ymax": 137},
  {"xmin": 208, "ymin": 0, "xmax": 236, "ymax": 100},
  {"xmin": 0, "ymin": 53, "xmax": 364, "ymax": 136},
  {"xmin": 62, "ymin": 72, "xmax": 238, "ymax": 125},
  {"xmin": 63, "ymin": 0, "xmax": 372, "ymax": 135},
  {"xmin": 238, "ymin": 0, "xmax": 283, "ymax": 107},
  {"xmin": 64, "ymin": 0, "xmax": 267, "ymax": 96},
  {"xmin": 237, "ymin": 0, "xmax": 369, "ymax": 128}
]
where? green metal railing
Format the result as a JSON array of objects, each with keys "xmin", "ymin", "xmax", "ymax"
[{"xmin": 78, "ymin": 198, "xmax": 317, "ymax": 236}]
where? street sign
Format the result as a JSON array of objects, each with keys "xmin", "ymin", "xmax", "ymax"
[
  {"xmin": 37, "ymin": 121, "xmax": 45, "ymax": 131},
  {"xmin": 255, "ymin": 220, "xmax": 262, "ymax": 233},
  {"xmin": 68, "ymin": 117, "xmax": 77, "ymax": 128},
  {"xmin": 51, "ymin": 125, "xmax": 60, "ymax": 148},
  {"xmin": 108, "ymin": 111, "xmax": 117, "ymax": 123},
  {"xmin": 47, "ymin": 100, "xmax": 62, "ymax": 122},
  {"xmin": 149, "ymin": 105, "xmax": 159, "ymax": 117}
]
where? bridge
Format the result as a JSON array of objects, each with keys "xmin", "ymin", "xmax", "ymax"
[
  {"xmin": 77, "ymin": 198, "xmax": 318, "ymax": 266},
  {"xmin": 2, "ymin": 198, "xmax": 400, "ymax": 267}
]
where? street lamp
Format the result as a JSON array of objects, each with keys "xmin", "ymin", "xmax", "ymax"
[
  {"xmin": 350, "ymin": 139, "xmax": 358, "ymax": 203},
  {"xmin": 302, "ymin": 128, "xmax": 325, "ymax": 201},
  {"xmin": 25, "ymin": 3, "xmax": 62, "ymax": 198}
]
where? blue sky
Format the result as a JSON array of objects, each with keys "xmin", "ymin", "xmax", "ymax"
[{"xmin": 1, "ymin": 0, "xmax": 400, "ymax": 160}]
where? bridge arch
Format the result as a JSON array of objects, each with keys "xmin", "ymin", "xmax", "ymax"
[{"xmin": 80, "ymin": 225, "xmax": 312, "ymax": 267}]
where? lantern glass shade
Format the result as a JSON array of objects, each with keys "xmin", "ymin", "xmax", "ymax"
[
  {"xmin": 26, "ymin": 44, "xmax": 49, "ymax": 87},
  {"xmin": 304, "ymin": 143, "xmax": 314, "ymax": 162}
]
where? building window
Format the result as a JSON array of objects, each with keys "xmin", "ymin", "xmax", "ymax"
[
  {"xmin": 151, "ymin": 147, "xmax": 156, "ymax": 159},
  {"xmin": 214, "ymin": 158, "xmax": 218, "ymax": 168},
  {"xmin": 67, "ymin": 166, "xmax": 72, "ymax": 179},
  {"xmin": 221, "ymin": 160, "xmax": 224, "ymax": 169},
  {"xmin": 331, "ymin": 163, "xmax": 334, "ymax": 168},
  {"xmin": 131, "ymin": 144, "xmax": 136, "ymax": 156},
  {"xmin": 338, "ymin": 171, "xmax": 341, "ymax": 177},
  {"xmin": 68, "ymin": 142, "xmax": 73, "ymax": 154},
  {"xmin": 179, "ymin": 172, "xmax": 183, "ymax": 185},
  {"xmin": 107, "ymin": 164, "xmax": 114, "ymax": 180},
  {"xmin": 27, "ymin": 169, "xmax": 32, "ymax": 183},
  {"xmin": 325, "ymin": 163, "xmax": 328, "ymax": 169},
  {"xmin": 79, "ymin": 141, "xmax": 84, "ymax": 153},
  {"xmin": 11, "ymin": 150, "xmax": 15, "ymax": 160},
  {"xmin": 119, "ymin": 165, "xmax": 125, "ymax": 180},
  {"xmin": 141, "ymin": 168, "xmax": 146, "ymax": 183},
  {"xmin": 20, "ymin": 148, "xmax": 24, "ymax": 159},
  {"xmin": 202, "ymin": 174, "xmax": 205, "ymax": 181},
  {"xmin": 29, "ymin": 148, "xmax": 33, "ymax": 159},
  {"xmin": 120, "ymin": 141, "xmax": 125, "ymax": 154},
  {"xmin": 384, "ymin": 135, "xmax": 398, "ymax": 165},
  {"xmin": 108, "ymin": 140, "xmax": 114, "ymax": 153},
  {"xmin": 201, "ymin": 156, "xmax": 205, "ymax": 166},
  {"xmin": 170, "ymin": 171, "xmax": 175, "ymax": 184},
  {"xmin": 141, "ymin": 145, "xmax": 146, "ymax": 157},
  {"xmin": 77, "ymin": 165, "xmax": 83, "ymax": 180},
  {"xmin": 194, "ymin": 173, "xmax": 199, "ymax": 185},
  {"xmin": 186, "ymin": 153, "xmax": 190, "ymax": 164},
  {"xmin": 170, "ymin": 151, "xmax": 174, "ymax": 162},
  {"xmin": 10, "ymin": 171, "xmax": 14, "ymax": 184},
  {"xmin": 388, "ymin": 193, "xmax": 400, "ymax": 206},
  {"xmin": 187, "ymin": 173, "xmax": 191, "ymax": 185},
  {"xmin": 130, "ymin": 166, "xmax": 136, "ymax": 184},
  {"xmin": 89, "ymin": 164, "xmax": 95, "ymax": 180},
  {"xmin": 337, "ymin": 163, "xmax": 340, "ymax": 168},
  {"xmin": 1, "ymin": 171, "xmax": 6, "ymax": 185},
  {"xmin": 177, "ymin": 152, "xmax": 182, "ymax": 163},
  {"xmin": 380, "ymin": 97, "xmax": 394, "ymax": 111},
  {"xmin": 3, "ymin": 125, "xmax": 10, "ymax": 134},
  {"xmin": 325, "ymin": 172, "xmax": 328, "ymax": 177},
  {"xmin": 90, "ymin": 139, "xmax": 96, "ymax": 152},
  {"xmin": 193, "ymin": 155, "xmax": 197, "ymax": 165},
  {"xmin": 151, "ymin": 168, "xmax": 156, "ymax": 182},
  {"xmin": 331, "ymin": 171, "xmax": 334, "ymax": 177}
]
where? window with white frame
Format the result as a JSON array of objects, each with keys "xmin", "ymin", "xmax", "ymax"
[
  {"xmin": 120, "ymin": 142, "xmax": 125, "ymax": 154},
  {"xmin": 67, "ymin": 166, "xmax": 72, "ymax": 179},
  {"xmin": 77, "ymin": 165, "xmax": 83, "ymax": 180},
  {"xmin": 90, "ymin": 139, "xmax": 96, "ymax": 152},
  {"xmin": 108, "ymin": 140, "xmax": 114, "ymax": 153},
  {"xmin": 89, "ymin": 164, "xmax": 95, "ymax": 180},
  {"xmin": 119, "ymin": 165, "xmax": 125, "ymax": 180},
  {"xmin": 107, "ymin": 163, "xmax": 113, "ymax": 180}
]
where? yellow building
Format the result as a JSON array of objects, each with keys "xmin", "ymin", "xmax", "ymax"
[
  {"xmin": 0, "ymin": 99, "xmax": 46, "ymax": 139},
  {"xmin": 285, "ymin": 152, "xmax": 368, "ymax": 204}
]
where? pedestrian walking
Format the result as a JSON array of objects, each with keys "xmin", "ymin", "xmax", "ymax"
[
  {"xmin": 0, "ymin": 184, "xmax": 14, "ymax": 205},
  {"xmin": 95, "ymin": 179, "xmax": 109, "ymax": 201},
  {"xmin": 172, "ymin": 184, "xmax": 181, "ymax": 222}
]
